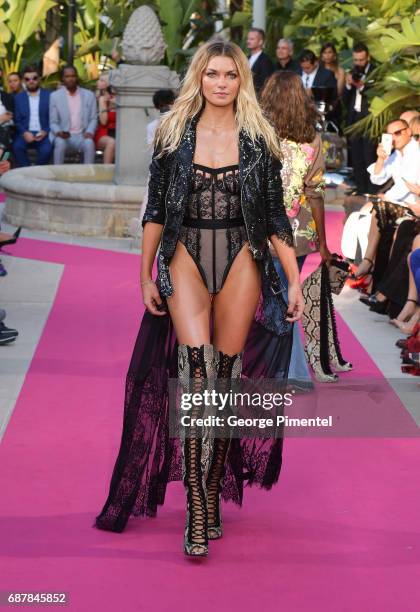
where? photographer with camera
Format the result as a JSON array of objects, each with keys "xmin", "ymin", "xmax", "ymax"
[{"xmin": 343, "ymin": 43, "xmax": 377, "ymax": 195}]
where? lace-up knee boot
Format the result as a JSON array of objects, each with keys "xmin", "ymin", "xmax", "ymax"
[
  {"xmin": 206, "ymin": 350, "xmax": 243, "ymax": 540},
  {"xmin": 178, "ymin": 343, "xmax": 216, "ymax": 557}
]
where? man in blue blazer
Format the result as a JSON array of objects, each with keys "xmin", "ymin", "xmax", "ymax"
[{"xmin": 12, "ymin": 65, "xmax": 52, "ymax": 167}]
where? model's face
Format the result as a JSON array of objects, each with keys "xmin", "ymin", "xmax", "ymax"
[
  {"xmin": 201, "ymin": 56, "xmax": 240, "ymax": 108},
  {"xmin": 276, "ymin": 42, "xmax": 291, "ymax": 61},
  {"xmin": 8, "ymin": 74, "xmax": 21, "ymax": 92},
  {"xmin": 387, "ymin": 121, "xmax": 411, "ymax": 151},
  {"xmin": 23, "ymin": 72, "xmax": 40, "ymax": 92},
  {"xmin": 321, "ymin": 47, "xmax": 335, "ymax": 63},
  {"xmin": 63, "ymin": 68, "xmax": 78, "ymax": 90},
  {"xmin": 352, "ymin": 51, "xmax": 369, "ymax": 68},
  {"xmin": 300, "ymin": 60, "xmax": 316, "ymax": 75},
  {"xmin": 247, "ymin": 31, "xmax": 262, "ymax": 52}
]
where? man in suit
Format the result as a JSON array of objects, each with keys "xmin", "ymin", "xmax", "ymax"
[
  {"xmin": 275, "ymin": 38, "xmax": 300, "ymax": 73},
  {"xmin": 342, "ymin": 43, "xmax": 376, "ymax": 194},
  {"xmin": 50, "ymin": 65, "xmax": 97, "ymax": 164},
  {"xmin": 12, "ymin": 64, "xmax": 52, "ymax": 167},
  {"xmin": 246, "ymin": 28, "xmax": 274, "ymax": 95},
  {"xmin": 299, "ymin": 49, "xmax": 337, "ymax": 90}
]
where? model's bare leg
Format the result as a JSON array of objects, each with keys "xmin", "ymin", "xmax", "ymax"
[
  {"xmin": 205, "ymin": 243, "xmax": 261, "ymax": 538},
  {"xmin": 167, "ymin": 241, "xmax": 214, "ymax": 556}
]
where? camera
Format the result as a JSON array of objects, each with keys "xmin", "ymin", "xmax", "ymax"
[{"xmin": 351, "ymin": 66, "xmax": 365, "ymax": 83}]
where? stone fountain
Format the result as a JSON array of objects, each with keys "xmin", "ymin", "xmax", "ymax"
[{"xmin": 0, "ymin": 6, "xmax": 179, "ymax": 237}]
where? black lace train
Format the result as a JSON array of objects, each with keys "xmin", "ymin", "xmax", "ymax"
[{"xmin": 95, "ymin": 295, "xmax": 292, "ymax": 532}]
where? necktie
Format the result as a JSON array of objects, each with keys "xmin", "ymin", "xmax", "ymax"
[{"xmin": 305, "ymin": 75, "xmax": 309, "ymax": 88}]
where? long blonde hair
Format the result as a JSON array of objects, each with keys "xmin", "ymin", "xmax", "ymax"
[{"xmin": 154, "ymin": 39, "xmax": 282, "ymax": 158}]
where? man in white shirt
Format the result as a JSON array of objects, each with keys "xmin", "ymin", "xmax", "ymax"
[
  {"xmin": 246, "ymin": 28, "xmax": 273, "ymax": 95},
  {"xmin": 12, "ymin": 65, "xmax": 52, "ymax": 166},
  {"xmin": 351, "ymin": 118, "xmax": 420, "ymax": 282},
  {"xmin": 368, "ymin": 119, "xmax": 420, "ymax": 205}
]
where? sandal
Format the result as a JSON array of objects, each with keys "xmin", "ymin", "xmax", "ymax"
[{"xmin": 349, "ymin": 257, "xmax": 374, "ymax": 281}]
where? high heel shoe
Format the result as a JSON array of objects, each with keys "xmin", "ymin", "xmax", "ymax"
[
  {"xmin": 206, "ymin": 350, "xmax": 243, "ymax": 540},
  {"xmin": 178, "ymin": 344, "xmax": 216, "ymax": 557},
  {"xmin": 349, "ymin": 256, "xmax": 374, "ymax": 281},
  {"xmin": 0, "ymin": 227, "xmax": 22, "ymax": 248},
  {"xmin": 369, "ymin": 298, "xmax": 389, "ymax": 315}
]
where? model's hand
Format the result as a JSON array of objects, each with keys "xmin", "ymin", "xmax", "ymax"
[
  {"xmin": 142, "ymin": 280, "xmax": 167, "ymax": 316},
  {"xmin": 286, "ymin": 283, "xmax": 304, "ymax": 323},
  {"xmin": 57, "ymin": 131, "xmax": 70, "ymax": 139},
  {"xmin": 319, "ymin": 243, "xmax": 333, "ymax": 264},
  {"xmin": 84, "ymin": 132, "xmax": 94, "ymax": 140}
]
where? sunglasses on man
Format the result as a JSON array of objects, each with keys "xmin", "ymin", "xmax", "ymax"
[
  {"xmin": 388, "ymin": 127, "xmax": 408, "ymax": 137},
  {"xmin": 24, "ymin": 76, "xmax": 39, "ymax": 82}
]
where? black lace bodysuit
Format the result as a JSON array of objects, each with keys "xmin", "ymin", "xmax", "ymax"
[{"xmin": 178, "ymin": 164, "xmax": 248, "ymax": 294}]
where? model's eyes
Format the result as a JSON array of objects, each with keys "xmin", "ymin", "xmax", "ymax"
[
  {"xmin": 228, "ymin": 73, "xmax": 238, "ymax": 79},
  {"xmin": 206, "ymin": 72, "xmax": 217, "ymax": 78}
]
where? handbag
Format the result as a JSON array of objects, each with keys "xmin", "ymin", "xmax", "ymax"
[{"xmin": 301, "ymin": 256, "xmax": 353, "ymax": 382}]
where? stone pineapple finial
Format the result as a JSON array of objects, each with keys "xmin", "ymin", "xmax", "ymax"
[{"xmin": 122, "ymin": 6, "xmax": 167, "ymax": 65}]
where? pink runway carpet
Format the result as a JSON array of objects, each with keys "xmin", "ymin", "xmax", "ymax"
[{"xmin": 1, "ymin": 213, "xmax": 419, "ymax": 611}]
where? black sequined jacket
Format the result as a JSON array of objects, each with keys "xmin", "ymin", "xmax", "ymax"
[{"xmin": 142, "ymin": 114, "xmax": 293, "ymax": 298}]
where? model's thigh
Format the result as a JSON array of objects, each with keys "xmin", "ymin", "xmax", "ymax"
[
  {"xmin": 167, "ymin": 240, "xmax": 212, "ymax": 346},
  {"xmin": 212, "ymin": 242, "xmax": 261, "ymax": 355}
]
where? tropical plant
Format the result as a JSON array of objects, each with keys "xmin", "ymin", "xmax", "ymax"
[
  {"xmin": 0, "ymin": 0, "xmax": 57, "ymax": 77},
  {"xmin": 286, "ymin": 0, "xmax": 420, "ymax": 136}
]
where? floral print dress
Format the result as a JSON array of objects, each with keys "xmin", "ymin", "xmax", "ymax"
[{"xmin": 278, "ymin": 133, "xmax": 326, "ymax": 257}]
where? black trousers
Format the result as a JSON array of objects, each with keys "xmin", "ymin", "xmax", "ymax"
[
  {"xmin": 378, "ymin": 219, "xmax": 418, "ymax": 318},
  {"xmin": 348, "ymin": 134, "xmax": 377, "ymax": 195}
]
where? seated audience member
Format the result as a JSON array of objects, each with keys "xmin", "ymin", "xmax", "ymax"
[
  {"xmin": 275, "ymin": 39, "xmax": 300, "ymax": 73},
  {"xmin": 95, "ymin": 81, "xmax": 116, "ymax": 163},
  {"xmin": 320, "ymin": 42, "xmax": 345, "ymax": 97},
  {"xmin": 353, "ymin": 118, "xmax": 420, "ymax": 281},
  {"xmin": 0, "ymin": 85, "xmax": 14, "ymax": 153},
  {"xmin": 50, "ymin": 65, "xmax": 97, "ymax": 164},
  {"xmin": 7, "ymin": 72, "xmax": 23, "ymax": 96},
  {"xmin": 298, "ymin": 49, "xmax": 337, "ymax": 90},
  {"xmin": 12, "ymin": 65, "xmax": 52, "ymax": 167},
  {"xmin": 400, "ymin": 109, "xmax": 420, "ymax": 126},
  {"xmin": 96, "ymin": 73, "xmax": 109, "ymax": 99},
  {"xmin": 146, "ymin": 89, "xmax": 176, "ymax": 148}
]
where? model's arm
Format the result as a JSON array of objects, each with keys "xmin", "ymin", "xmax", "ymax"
[
  {"xmin": 265, "ymin": 151, "xmax": 304, "ymax": 321},
  {"xmin": 140, "ymin": 147, "xmax": 168, "ymax": 316},
  {"xmin": 304, "ymin": 135, "xmax": 332, "ymax": 263}
]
